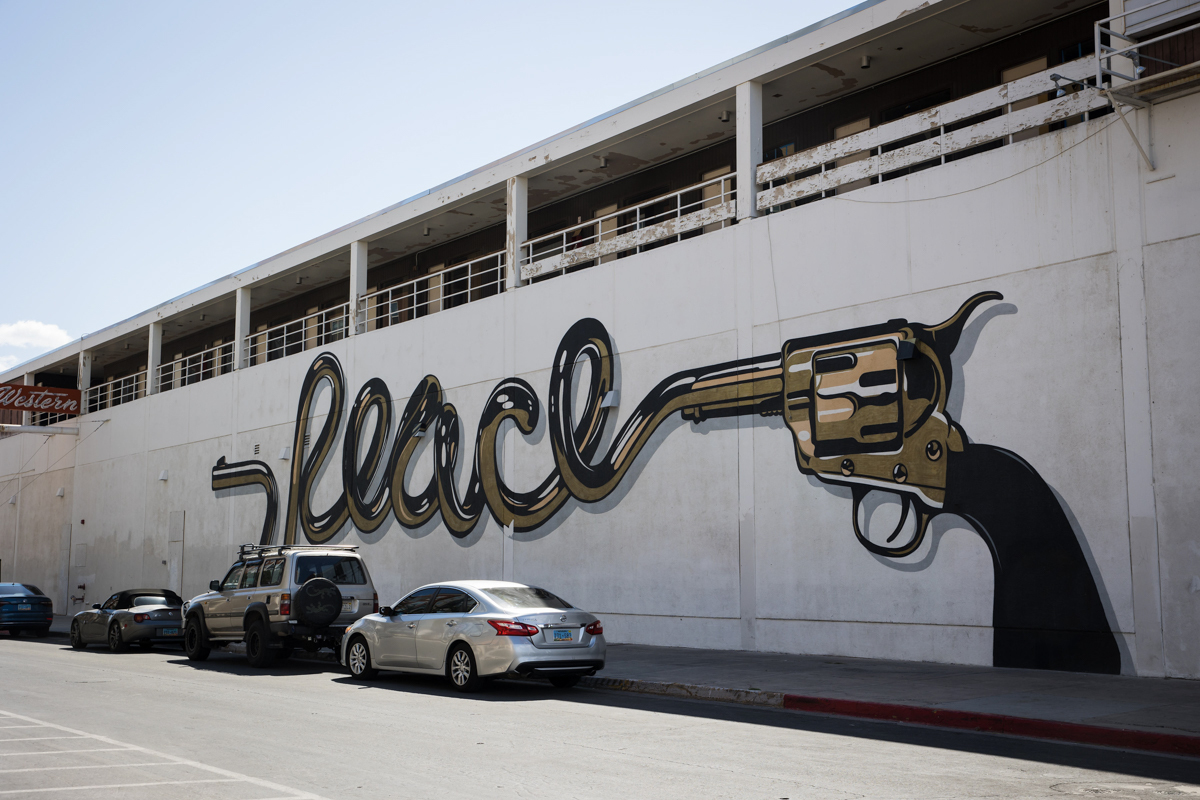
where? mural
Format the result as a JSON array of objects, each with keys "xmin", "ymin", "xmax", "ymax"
[{"xmin": 212, "ymin": 291, "xmax": 1120, "ymax": 674}]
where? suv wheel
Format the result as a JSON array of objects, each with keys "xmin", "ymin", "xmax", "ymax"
[
  {"xmin": 346, "ymin": 636, "xmax": 377, "ymax": 680},
  {"xmin": 69, "ymin": 620, "xmax": 87, "ymax": 650},
  {"xmin": 447, "ymin": 644, "xmax": 481, "ymax": 693},
  {"xmin": 245, "ymin": 618, "xmax": 276, "ymax": 668},
  {"xmin": 184, "ymin": 616, "xmax": 211, "ymax": 662},
  {"xmin": 107, "ymin": 623, "xmax": 128, "ymax": 653}
]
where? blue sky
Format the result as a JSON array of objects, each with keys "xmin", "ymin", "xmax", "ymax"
[{"xmin": 0, "ymin": 0, "xmax": 856, "ymax": 373}]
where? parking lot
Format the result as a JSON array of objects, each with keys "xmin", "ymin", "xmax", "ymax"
[{"xmin": 1, "ymin": 634, "xmax": 1198, "ymax": 799}]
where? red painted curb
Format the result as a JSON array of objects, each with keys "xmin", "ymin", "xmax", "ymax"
[{"xmin": 781, "ymin": 694, "xmax": 1200, "ymax": 758}]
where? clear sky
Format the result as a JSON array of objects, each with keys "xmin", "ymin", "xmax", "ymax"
[{"xmin": 0, "ymin": 0, "xmax": 857, "ymax": 373}]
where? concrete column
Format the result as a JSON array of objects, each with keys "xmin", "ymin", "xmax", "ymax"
[
  {"xmin": 147, "ymin": 322, "xmax": 162, "ymax": 395},
  {"xmin": 1111, "ymin": 111, "xmax": 1164, "ymax": 676},
  {"xmin": 233, "ymin": 286, "xmax": 251, "ymax": 369},
  {"xmin": 505, "ymin": 176, "xmax": 528, "ymax": 290},
  {"xmin": 77, "ymin": 350, "xmax": 91, "ymax": 392},
  {"xmin": 349, "ymin": 241, "xmax": 369, "ymax": 334},
  {"xmin": 21, "ymin": 373, "xmax": 34, "ymax": 425},
  {"xmin": 736, "ymin": 81, "xmax": 763, "ymax": 221}
]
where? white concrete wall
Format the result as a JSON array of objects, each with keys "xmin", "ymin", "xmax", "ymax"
[{"xmin": 3, "ymin": 102, "xmax": 1198, "ymax": 677}]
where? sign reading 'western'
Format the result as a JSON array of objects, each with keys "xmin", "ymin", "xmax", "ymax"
[{"xmin": 0, "ymin": 383, "xmax": 81, "ymax": 416}]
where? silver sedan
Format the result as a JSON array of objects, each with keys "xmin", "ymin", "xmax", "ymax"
[
  {"xmin": 70, "ymin": 589, "xmax": 185, "ymax": 652},
  {"xmin": 341, "ymin": 580, "xmax": 606, "ymax": 692}
]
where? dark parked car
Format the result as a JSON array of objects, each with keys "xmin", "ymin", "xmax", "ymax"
[
  {"xmin": 0, "ymin": 583, "xmax": 53, "ymax": 637},
  {"xmin": 70, "ymin": 588, "xmax": 185, "ymax": 652}
]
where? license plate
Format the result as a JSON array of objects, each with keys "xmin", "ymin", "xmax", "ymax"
[
  {"xmin": 161, "ymin": 628, "xmax": 180, "ymax": 636},
  {"xmin": 553, "ymin": 629, "xmax": 573, "ymax": 642},
  {"xmin": 341, "ymin": 599, "xmax": 353, "ymax": 613},
  {"xmin": 17, "ymin": 604, "xmax": 30, "ymax": 611}
]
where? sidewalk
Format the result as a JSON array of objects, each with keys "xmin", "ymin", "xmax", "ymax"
[
  {"xmin": 586, "ymin": 643, "xmax": 1200, "ymax": 758},
  {"xmin": 40, "ymin": 617, "xmax": 1200, "ymax": 758}
]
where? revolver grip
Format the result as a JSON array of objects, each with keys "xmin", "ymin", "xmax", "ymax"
[{"xmin": 943, "ymin": 443, "xmax": 1121, "ymax": 674}]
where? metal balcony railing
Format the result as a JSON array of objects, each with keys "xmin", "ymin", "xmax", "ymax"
[
  {"xmin": 1097, "ymin": 0, "xmax": 1200, "ymax": 106},
  {"xmin": 358, "ymin": 250, "xmax": 506, "ymax": 334},
  {"xmin": 243, "ymin": 304, "xmax": 349, "ymax": 368},
  {"xmin": 520, "ymin": 174, "xmax": 737, "ymax": 282},
  {"xmin": 83, "ymin": 371, "xmax": 147, "ymax": 413},
  {"xmin": 30, "ymin": 410, "xmax": 75, "ymax": 426},
  {"xmin": 158, "ymin": 342, "xmax": 234, "ymax": 392},
  {"xmin": 756, "ymin": 58, "xmax": 1109, "ymax": 210}
]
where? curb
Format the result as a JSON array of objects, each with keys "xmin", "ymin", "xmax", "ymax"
[{"xmin": 577, "ymin": 676, "xmax": 1200, "ymax": 759}]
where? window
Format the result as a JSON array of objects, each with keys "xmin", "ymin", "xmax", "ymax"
[
  {"xmin": 260, "ymin": 558, "xmax": 285, "ymax": 587},
  {"xmin": 428, "ymin": 590, "xmax": 477, "ymax": 614},
  {"xmin": 102, "ymin": 594, "xmax": 121, "ymax": 610},
  {"xmin": 482, "ymin": 586, "xmax": 573, "ymax": 610},
  {"xmin": 20, "ymin": 584, "xmax": 44, "ymax": 596},
  {"xmin": 240, "ymin": 562, "xmax": 262, "ymax": 589},
  {"xmin": 221, "ymin": 564, "xmax": 245, "ymax": 591},
  {"xmin": 294, "ymin": 556, "xmax": 367, "ymax": 586},
  {"xmin": 396, "ymin": 587, "xmax": 438, "ymax": 616}
]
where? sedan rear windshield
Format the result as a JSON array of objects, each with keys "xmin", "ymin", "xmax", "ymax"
[
  {"xmin": 483, "ymin": 586, "xmax": 573, "ymax": 610},
  {"xmin": 0, "ymin": 584, "xmax": 43, "ymax": 597},
  {"xmin": 294, "ymin": 556, "xmax": 367, "ymax": 586}
]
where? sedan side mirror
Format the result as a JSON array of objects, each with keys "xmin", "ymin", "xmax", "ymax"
[
  {"xmin": 209, "ymin": 580, "xmax": 221, "ymax": 591},
  {"xmin": 379, "ymin": 606, "xmax": 394, "ymax": 617},
  {"xmin": 91, "ymin": 603, "xmax": 101, "ymax": 609}
]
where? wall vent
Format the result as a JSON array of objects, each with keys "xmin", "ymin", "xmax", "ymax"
[
  {"xmin": 304, "ymin": 434, "xmax": 311, "ymax": 448},
  {"xmin": 253, "ymin": 443, "xmax": 260, "ymax": 456}
]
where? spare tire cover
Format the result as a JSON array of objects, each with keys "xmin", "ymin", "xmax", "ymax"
[{"xmin": 293, "ymin": 577, "xmax": 341, "ymax": 628}]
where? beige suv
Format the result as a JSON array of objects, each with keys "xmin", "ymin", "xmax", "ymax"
[{"xmin": 183, "ymin": 544, "xmax": 377, "ymax": 667}]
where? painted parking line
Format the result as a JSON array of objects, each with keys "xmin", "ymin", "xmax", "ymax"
[{"xmin": 0, "ymin": 711, "xmax": 328, "ymax": 800}]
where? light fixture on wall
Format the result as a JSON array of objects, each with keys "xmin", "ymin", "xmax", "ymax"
[
  {"xmin": 158, "ymin": 470, "xmax": 169, "ymax": 481},
  {"xmin": 422, "ymin": 226, "xmax": 431, "ymax": 237},
  {"xmin": 861, "ymin": 55, "xmax": 872, "ymax": 69},
  {"xmin": 296, "ymin": 276, "xmax": 305, "ymax": 285},
  {"xmin": 55, "ymin": 487, "xmax": 64, "ymax": 498},
  {"xmin": 601, "ymin": 390, "xmax": 620, "ymax": 409},
  {"xmin": 718, "ymin": 110, "xmax": 731, "ymax": 123},
  {"xmin": 6, "ymin": 496, "xmax": 14, "ymax": 505},
  {"xmin": 279, "ymin": 446, "xmax": 292, "ymax": 460},
  {"xmin": 599, "ymin": 156, "xmax": 609, "ymax": 169},
  {"xmin": 412, "ymin": 428, "xmax": 427, "ymax": 438}
]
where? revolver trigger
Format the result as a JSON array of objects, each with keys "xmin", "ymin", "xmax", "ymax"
[{"xmin": 851, "ymin": 489, "xmax": 932, "ymax": 558}]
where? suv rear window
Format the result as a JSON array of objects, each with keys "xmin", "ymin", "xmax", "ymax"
[
  {"xmin": 483, "ymin": 586, "xmax": 573, "ymax": 610},
  {"xmin": 294, "ymin": 556, "xmax": 366, "ymax": 586}
]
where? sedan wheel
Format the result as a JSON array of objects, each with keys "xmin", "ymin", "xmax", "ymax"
[
  {"xmin": 69, "ymin": 620, "xmax": 87, "ymax": 650},
  {"xmin": 347, "ymin": 637, "xmax": 377, "ymax": 680},
  {"xmin": 107, "ymin": 623, "xmax": 127, "ymax": 653},
  {"xmin": 447, "ymin": 644, "xmax": 481, "ymax": 693}
]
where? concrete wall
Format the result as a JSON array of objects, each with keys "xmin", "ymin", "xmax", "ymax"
[{"xmin": 3, "ymin": 98, "xmax": 1198, "ymax": 678}]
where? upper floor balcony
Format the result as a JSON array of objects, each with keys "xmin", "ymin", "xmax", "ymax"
[{"xmin": 12, "ymin": 0, "xmax": 1197, "ymax": 424}]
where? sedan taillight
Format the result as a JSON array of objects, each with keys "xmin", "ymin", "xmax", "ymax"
[
  {"xmin": 134, "ymin": 613, "xmax": 150, "ymax": 623},
  {"xmin": 488, "ymin": 619, "xmax": 539, "ymax": 637},
  {"xmin": 585, "ymin": 620, "xmax": 603, "ymax": 636},
  {"xmin": 280, "ymin": 593, "xmax": 291, "ymax": 616}
]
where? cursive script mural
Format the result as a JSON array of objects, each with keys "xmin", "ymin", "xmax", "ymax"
[{"xmin": 212, "ymin": 293, "xmax": 1121, "ymax": 674}]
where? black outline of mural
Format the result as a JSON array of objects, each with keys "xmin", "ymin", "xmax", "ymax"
[
  {"xmin": 211, "ymin": 456, "xmax": 279, "ymax": 546},
  {"xmin": 212, "ymin": 292, "xmax": 1121, "ymax": 674}
]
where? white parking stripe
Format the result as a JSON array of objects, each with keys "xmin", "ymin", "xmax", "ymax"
[
  {"xmin": 0, "ymin": 726, "xmax": 47, "ymax": 730},
  {"xmin": 0, "ymin": 711, "xmax": 328, "ymax": 800},
  {"xmin": 0, "ymin": 778, "xmax": 241, "ymax": 795},
  {"xmin": 0, "ymin": 762, "xmax": 173, "ymax": 774},
  {"xmin": 0, "ymin": 749, "xmax": 136, "ymax": 757},
  {"xmin": 0, "ymin": 737, "xmax": 87, "ymax": 743}
]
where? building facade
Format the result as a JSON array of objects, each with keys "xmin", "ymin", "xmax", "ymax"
[{"xmin": 3, "ymin": 0, "xmax": 1199, "ymax": 678}]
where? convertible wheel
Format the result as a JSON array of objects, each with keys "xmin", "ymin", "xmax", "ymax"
[
  {"xmin": 69, "ymin": 620, "xmax": 87, "ymax": 650},
  {"xmin": 245, "ymin": 619, "xmax": 276, "ymax": 668},
  {"xmin": 447, "ymin": 644, "xmax": 482, "ymax": 693},
  {"xmin": 183, "ymin": 617, "xmax": 210, "ymax": 662},
  {"xmin": 107, "ymin": 623, "xmax": 128, "ymax": 653},
  {"xmin": 346, "ymin": 636, "xmax": 377, "ymax": 680}
]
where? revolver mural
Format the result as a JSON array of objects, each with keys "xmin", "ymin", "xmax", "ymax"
[{"xmin": 213, "ymin": 291, "xmax": 1121, "ymax": 675}]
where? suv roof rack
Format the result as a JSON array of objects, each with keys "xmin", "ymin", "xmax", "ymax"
[{"xmin": 236, "ymin": 543, "xmax": 360, "ymax": 559}]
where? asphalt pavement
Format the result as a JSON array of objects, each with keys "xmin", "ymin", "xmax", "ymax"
[{"xmin": 1, "ymin": 632, "xmax": 1199, "ymax": 799}]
